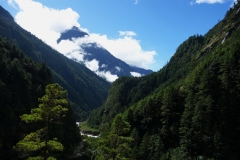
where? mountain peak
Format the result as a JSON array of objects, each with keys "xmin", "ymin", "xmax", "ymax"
[
  {"xmin": 56, "ymin": 27, "xmax": 153, "ymax": 81},
  {"xmin": 57, "ymin": 26, "xmax": 88, "ymax": 43}
]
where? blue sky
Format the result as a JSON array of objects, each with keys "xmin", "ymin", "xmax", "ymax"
[{"xmin": 0, "ymin": 0, "xmax": 237, "ymax": 72}]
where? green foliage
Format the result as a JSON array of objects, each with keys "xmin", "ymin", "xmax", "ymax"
[
  {"xmin": 0, "ymin": 33, "xmax": 81, "ymax": 159},
  {"xmin": 14, "ymin": 84, "xmax": 68, "ymax": 159},
  {"xmin": 0, "ymin": 36, "xmax": 52, "ymax": 159},
  {"xmin": 168, "ymin": 147, "xmax": 186, "ymax": 160},
  {"xmin": 96, "ymin": 114, "xmax": 133, "ymax": 160},
  {"xmin": 138, "ymin": 133, "xmax": 164, "ymax": 160},
  {"xmin": 80, "ymin": 121, "xmax": 99, "ymax": 133}
]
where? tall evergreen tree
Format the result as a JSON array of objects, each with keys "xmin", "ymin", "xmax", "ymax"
[
  {"xmin": 14, "ymin": 84, "xmax": 68, "ymax": 160},
  {"xmin": 97, "ymin": 114, "xmax": 133, "ymax": 160}
]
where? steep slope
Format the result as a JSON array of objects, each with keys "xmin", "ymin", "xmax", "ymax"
[
  {"xmin": 0, "ymin": 6, "xmax": 110, "ymax": 120},
  {"xmin": 0, "ymin": 36, "xmax": 81, "ymax": 159},
  {"xmin": 57, "ymin": 27, "xmax": 153, "ymax": 79},
  {"xmin": 88, "ymin": 2, "xmax": 240, "ymax": 159}
]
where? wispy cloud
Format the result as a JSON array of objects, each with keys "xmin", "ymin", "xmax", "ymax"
[
  {"xmin": 130, "ymin": 72, "xmax": 142, "ymax": 77},
  {"xmin": 7, "ymin": 0, "xmax": 18, "ymax": 8},
  {"xmin": 134, "ymin": 0, "xmax": 139, "ymax": 4},
  {"xmin": 190, "ymin": 1, "xmax": 195, "ymax": 5},
  {"xmin": 192, "ymin": 0, "xmax": 237, "ymax": 6},
  {"xmin": 195, "ymin": 0, "xmax": 225, "ymax": 4},
  {"xmin": 119, "ymin": 31, "xmax": 137, "ymax": 37}
]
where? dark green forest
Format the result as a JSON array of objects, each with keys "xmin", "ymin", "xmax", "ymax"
[
  {"xmin": 86, "ymin": 2, "xmax": 240, "ymax": 159},
  {"xmin": 0, "ymin": 5, "xmax": 110, "ymax": 120},
  {"xmin": 0, "ymin": 37, "xmax": 81, "ymax": 159}
]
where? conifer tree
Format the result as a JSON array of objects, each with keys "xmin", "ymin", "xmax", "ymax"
[
  {"xmin": 14, "ymin": 84, "xmax": 68, "ymax": 160},
  {"xmin": 160, "ymin": 87, "xmax": 175, "ymax": 137},
  {"xmin": 97, "ymin": 114, "xmax": 133, "ymax": 160}
]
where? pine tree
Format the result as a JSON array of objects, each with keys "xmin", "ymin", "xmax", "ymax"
[
  {"xmin": 160, "ymin": 87, "xmax": 175, "ymax": 137},
  {"xmin": 14, "ymin": 84, "xmax": 68, "ymax": 160},
  {"xmin": 97, "ymin": 114, "xmax": 133, "ymax": 160}
]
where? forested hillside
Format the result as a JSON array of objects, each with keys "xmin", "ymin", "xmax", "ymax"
[
  {"xmin": 87, "ymin": 2, "xmax": 240, "ymax": 159},
  {"xmin": 0, "ymin": 6, "xmax": 110, "ymax": 120},
  {"xmin": 0, "ymin": 36, "xmax": 81, "ymax": 159}
]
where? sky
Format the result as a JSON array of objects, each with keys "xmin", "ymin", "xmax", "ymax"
[{"xmin": 0, "ymin": 0, "xmax": 237, "ymax": 74}]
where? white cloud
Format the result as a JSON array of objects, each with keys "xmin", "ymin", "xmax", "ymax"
[
  {"xmin": 56, "ymin": 39, "xmax": 80, "ymax": 55},
  {"xmin": 83, "ymin": 59, "xmax": 119, "ymax": 82},
  {"xmin": 101, "ymin": 64, "xmax": 107, "ymax": 68},
  {"xmin": 119, "ymin": 31, "xmax": 137, "ymax": 37},
  {"xmin": 134, "ymin": 0, "xmax": 139, "ymax": 4},
  {"xmin": 195, "ymin": 0, "xmax": 225, "ymax": 4},
  {"xmin": 192, "ymin": 0, "xmax": 237, "ymax": 5},
  {"xmin": 80, "ymin": 33, "xmax": 156, "ymax": 69},
  {"xmin": 65, "ymin": 50, "xmax": 84, "ymax": 62},
  {"xmin": 115, "ymin": 66, "xmax": 121, "ymax": 72},
  {"xmin": 96, "ymin": 71, "xmax": 118, "ymax": 82},
  {"xmin": 85, "ymin": 59, "xmax": 99, "ymax": 72},
  {"xmin": 9, "ymin": 0, "xmax": 156, "ymax": 79},
  {"xmin": 130, "ymin": 72, "xmax": 142, "ymax": 77},
  {"xmin": 11, "ymin": 0, "xmax": 81, "ymax": 49},
  {"xmin": 193, "ymin": 0, "xmax": 237, "ymax": 6}
]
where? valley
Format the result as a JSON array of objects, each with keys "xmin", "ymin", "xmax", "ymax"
[{"xmin": 0, "ymin": 1, "xmax": 240, "ymax": 159}]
